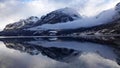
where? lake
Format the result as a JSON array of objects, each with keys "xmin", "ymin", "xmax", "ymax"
[{"xmin": 0, "ymin": 36, "xmax": 119, "ymax": 68}]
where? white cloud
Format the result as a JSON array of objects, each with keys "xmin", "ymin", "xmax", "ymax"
[
  {"xmin": 77, "ymin": 52, "xmax": 120, "ymax": 68},
  {"xmin": 79, "ymin": 0, "xmax": 120, "ymax": 17},
  {"xmin": 0, "ymin": 0, "xmax": 120, "ymax": 30}
]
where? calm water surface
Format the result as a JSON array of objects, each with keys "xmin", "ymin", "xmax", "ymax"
[{"xmin": 0, "ymin": 37, "xmax": 119, "ymax": 68}]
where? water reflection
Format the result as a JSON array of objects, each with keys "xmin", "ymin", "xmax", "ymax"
[{"xmin": 0, "ymin": 37, "xmax": 119, "ymax": 68}]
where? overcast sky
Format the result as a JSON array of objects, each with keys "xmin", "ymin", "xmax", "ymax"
[{"xmin": 0, "ymin": 0, "xmax": 120, "ymax": 29}]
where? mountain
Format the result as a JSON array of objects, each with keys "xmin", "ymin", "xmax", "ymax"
[
  {"xmin": 0, "ymin": 8, "xmax": 81, "ymax": 36},
  {"xmin": 1, "ymin": 2, "xmax": 120, "ymax": 36},
  {"xmin": 4, "ymin": 7, "xmax": 81, "ymax": 31}
]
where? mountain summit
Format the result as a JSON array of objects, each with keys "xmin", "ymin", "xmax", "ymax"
[{"xmin": 34, "ymin": 7, "xmax": 81, "ymax": 26}]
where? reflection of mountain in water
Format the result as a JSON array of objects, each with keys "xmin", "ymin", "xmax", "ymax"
[
  {"xmin": 0, "ymin": 37, "xmax": 120, "ymax": 64},
  {"xmin": 1, "ymin": 38, "xmax": 81, "ymax": 63}
]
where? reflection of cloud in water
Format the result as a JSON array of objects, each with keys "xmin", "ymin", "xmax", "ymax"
[
  {"xmin": 79, "ymin": 53, "xmax": 120, "ymax": 68},
  {"xmin": 42, "ymin": 53, "xmax": 120, "ymax": 68}
]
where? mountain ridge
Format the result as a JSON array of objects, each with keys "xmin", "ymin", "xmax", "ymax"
[{"xmin": 1, "ymin": 2, "xmax": 120, "ymax": 36}]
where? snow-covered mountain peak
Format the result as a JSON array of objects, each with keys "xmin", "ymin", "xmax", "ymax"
[
  {"xmin": 33, "ymin": 7, "xmax": 81, "ymax": 26},
  {"xmin": 54, "ymin": 7, "xmax": 81, "ymax": 19},
  {"xmin": 4, "ymin": 16, "xmax": 39, "ymax": 30}
]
